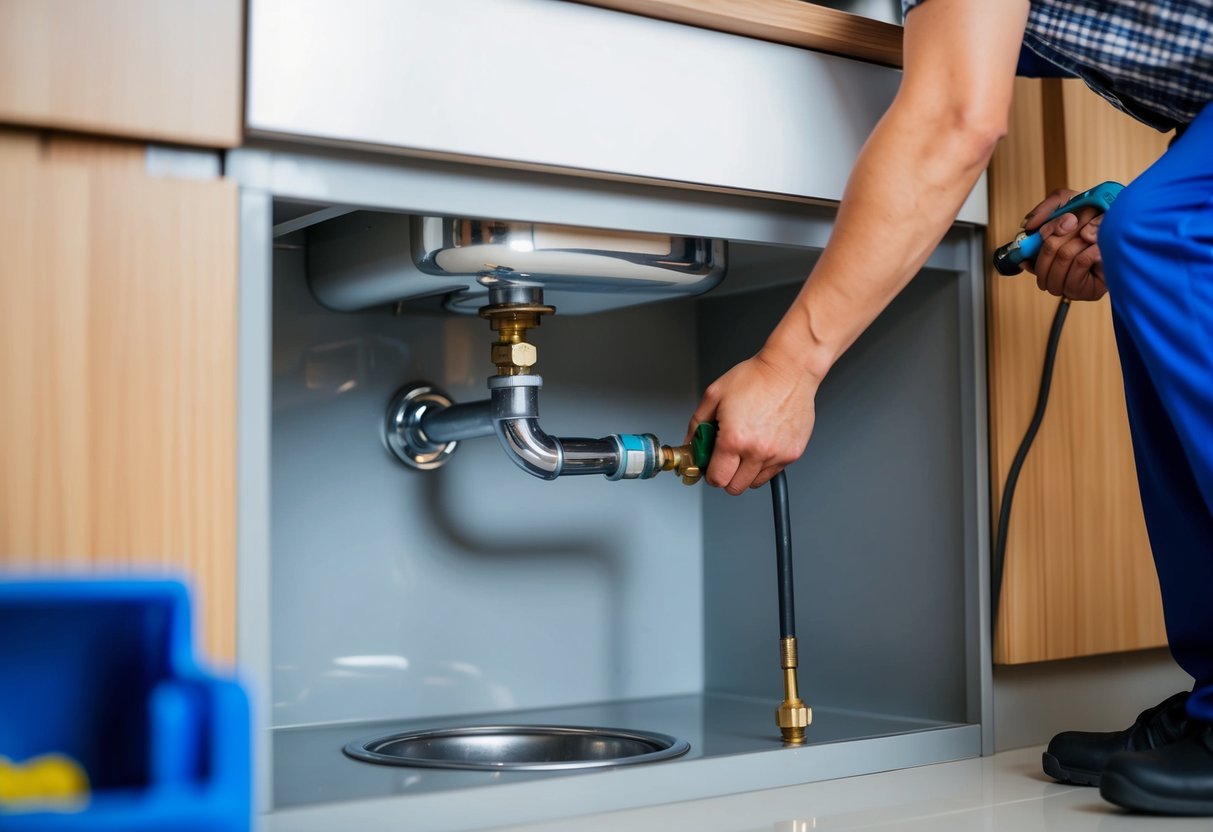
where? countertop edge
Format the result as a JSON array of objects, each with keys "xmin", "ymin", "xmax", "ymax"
[{"xmin": 569, "ymin": 0, "xmax": 904, "ymax": 68}]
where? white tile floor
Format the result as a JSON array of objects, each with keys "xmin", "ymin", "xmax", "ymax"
[{"xmin": 489, "ymin": 746, "xmax": 1211, "ymax": 831}]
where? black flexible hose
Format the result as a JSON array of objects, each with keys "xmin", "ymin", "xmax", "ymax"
[
  {"xmin": 771, "ymin": 470, "xmax": 796, "ymax": 640},
  {"xmin": 991, "ymin": 298, "xmax": 1070, "ymax": 629}
]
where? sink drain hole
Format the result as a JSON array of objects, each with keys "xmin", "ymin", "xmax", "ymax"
[{"xmin": 344, "ymin": 724, "xmax": 690, "ymax": 771}]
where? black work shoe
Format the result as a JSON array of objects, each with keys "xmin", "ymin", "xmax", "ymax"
[
  {"xmin": 1100, "ymin": 725, "xmax": 1213, "ymax": 815},
  {"xmin": 1042, "ymin": 691, "xmax": 1193, "ymax": 786}
]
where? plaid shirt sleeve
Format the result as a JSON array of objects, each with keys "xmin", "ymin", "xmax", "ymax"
[{"xmin": 897, "ymin": 0, "xmax": 1211, "ymax": 130}]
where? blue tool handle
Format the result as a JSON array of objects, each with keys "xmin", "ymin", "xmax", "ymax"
[
  {"xmin": 993, "ymin": 181, "xmax": 1124, "ymax": 275},
  {"xmin": 1016, "ymin": 232, "xmax": 1042, "ymax": 263}
]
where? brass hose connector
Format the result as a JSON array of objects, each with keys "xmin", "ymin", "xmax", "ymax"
[
  {"xmin": 776, "ymin": 636, "xmax": 811, "ymax": 744},
  {"xmin": 658, "ymin": 423, "xmax": 716, "ymax": 486},
  {"xmin": 479, "ymin": 301, "xmax": 555, "ymax": 376},
  {"xmin": 659, "ymin": 443, "xmax": 702, "ymax": 485}
]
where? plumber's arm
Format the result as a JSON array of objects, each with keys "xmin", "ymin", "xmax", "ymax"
[{"xmin": 691, "ymin": 0, "xmax": 1029, "ymax": 495}]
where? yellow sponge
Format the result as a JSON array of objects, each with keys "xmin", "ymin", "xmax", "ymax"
[{"xmin": 0, "ymin": 754, "xmax": 90, "ymax": 809}]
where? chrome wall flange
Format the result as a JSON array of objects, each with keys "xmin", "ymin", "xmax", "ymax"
[{"xmin": 384, "ymin": 383, "xmax": 458, "ymax": 470}]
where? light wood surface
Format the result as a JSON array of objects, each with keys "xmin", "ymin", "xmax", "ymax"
[
  {"xmin": 988, "ymin": 80, "xmax": 1172, "ymax": 664},
  {"xmin": 0, "ymin": 134, "xmax": 238, "ymax": 662},
  {"xmin": 41, "ymin": 133, "xmax": 150, "ymax": 172},
  {"xmin": 572, "ymin": 0, "xmax": 903, "ymax": 66},
  {"xmin": 0, "ymin": 125, "xmax": 40, "ymax": 165},
  {"xmin": 0, "ymin": 0, "xmax": 243, "ymax": 147}
]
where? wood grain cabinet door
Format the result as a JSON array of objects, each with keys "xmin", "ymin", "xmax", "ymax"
[
  {"xmin": 988, "ymin": 79, "xmax": 1172, "ymax": 664},
  {"xmin": 0, "ymin": 132, "xmax": 238, "ymax": 662},
  {"xmin": 0, "ymin": 0, "xmax": 243, "ymax": 147}
]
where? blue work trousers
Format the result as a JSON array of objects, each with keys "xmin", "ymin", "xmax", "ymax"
[{"xmin": 1099, "ymin": 100, "xmax": 1213, "ymax": 723}]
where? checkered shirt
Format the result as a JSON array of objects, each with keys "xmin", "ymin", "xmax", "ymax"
[{"xmin": 902, "ymin": 0, "xmax": 1213, "ymax": 131}]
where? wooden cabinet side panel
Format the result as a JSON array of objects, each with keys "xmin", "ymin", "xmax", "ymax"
[
  {"xmin": 0, "ymin": 0, "xmax": 243, "ymax": 147},
  {"xmin": 0, "ymin": 150, "xmax": 237, "ymax": 662},
  {"xmin": 989, "ymin": 80, "xmax": 1170, "ymax": 664}
]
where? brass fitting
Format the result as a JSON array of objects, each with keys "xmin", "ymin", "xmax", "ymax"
[
  {"xmin": 659, "ymin": 443, "xmax": 702, "ymax": 485},
  {"xmin": 776, "ymin": 636, "xmax": 811, "ymax": 744},
  {"xmin": 490, "ymin": 341, "xmax": 537, "ymax": 371},
  {"xmin": 479, "ymin": 301, "xmax": 554, "ymax": 375}
]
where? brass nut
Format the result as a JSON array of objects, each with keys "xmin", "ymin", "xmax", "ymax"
[
  {"xmin": 491, "ymin": 342, "xmax": 537, "ymax": 368},
  {"xmin": 776, "ymin": 702, "xmax": 812, "ymax": 729}
]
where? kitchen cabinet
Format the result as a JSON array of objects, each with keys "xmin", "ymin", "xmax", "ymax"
[
  {"xmin": 0, "ymin": 0, "xmax": 243, "ymax": 147},
  {"xmin": 2, "ymin": 3, "xmax": 995, "ymax": 824},
  {"xmin": 987, "ymin": 79, "xmax": 1172, "ymax": 664},
  {"xmin": 237, "ymin": 4, "xmax": 991, "ymax": 824},
  {"xmin": 0, "ymin": 132, "xmax": 238, "ymax": 661}
]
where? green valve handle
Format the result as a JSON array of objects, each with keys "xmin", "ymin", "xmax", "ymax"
[{"xmin": 692, "ymin": 422, "xmax": 717, "ymax": 470}]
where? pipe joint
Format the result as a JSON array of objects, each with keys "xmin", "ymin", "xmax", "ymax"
[
  {"xmin": 494, "ymin": 419, "xmax": 563, "ymax": 479},
  {"xmin": 605, "ymin": 434, "xmax": 662, "ymax": 481},
  {"xmin": 385, "ymin": 294, "xmax": 690, "ymax": 482}
]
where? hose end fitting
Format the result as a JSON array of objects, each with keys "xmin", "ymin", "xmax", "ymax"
[
  {"xmin": 777, "ymin": 701, "xmax": 810, "ymax": 744},
  {"xmin": 660, "ymin": 422, "xmax": 717, "ymax": 485},
  {"xmin": 776, "ymin": 636, "xmax": 812, "ymax": 744},
  {"xmin": 660, "ymin": 443, "xmax": 701, "ymax": 485},
  {"xmin": 992, "ymin": 234, "xmax": 1029, "ymax": 276}
]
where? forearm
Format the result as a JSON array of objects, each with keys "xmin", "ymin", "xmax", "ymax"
[
  {"xmin": 762, "ymin": 0, "xmax": 1028, "ymax": 382},
  {"xmin": 691, "ymin": 0, "xmax": 1025, "ymax": 493},
  {"xmin": 765, "ymin": 100, "xmax": 1000, "ymax": 381}
]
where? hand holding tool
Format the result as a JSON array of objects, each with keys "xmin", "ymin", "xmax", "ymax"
[{"xmin": 993, "ymin": 181, "xmax": 1124, "ymax": 276}]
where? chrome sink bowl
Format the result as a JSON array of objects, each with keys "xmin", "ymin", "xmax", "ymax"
[
  {"xmin": 307, "ymin": 211, "xmax": 726, "ymax": 315},
  {"xmin": 343, "ymin": 724, "xmax": 690, "ymax": 771}
]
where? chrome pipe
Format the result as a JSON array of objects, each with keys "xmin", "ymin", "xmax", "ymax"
[
  {"xmin": 489, "ymin": 376, "xmax": 567, "ymax": 479},
  {"xmin": 419, "ymin": 400, "xmax": 495, "ymax": 443},
  {"xmin": 559, "ymin": 438, "xmax": 623, "ymax": 476},
  {"xmin": 386, "ymin": 377, "xmax": 661, "ymax": 480},
  {"xmin": 495, "ymin": 417, "xmax": 565, "ymax": 479},
  {"xmin": 487, "ymin": 283, "xmax": 544, "ymax": 307},
  {"xmin": 487, "ymin": 376, "xmax": 663, "ymax": 480}
]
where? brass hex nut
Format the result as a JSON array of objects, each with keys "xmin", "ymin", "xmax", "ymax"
[
  {"xmin": 491, "ymin": 342, "xmax": 537, "ymax": 369},
  {"xmin": 776, "ymin": 702, "xmax": 812, "ymax": 729}
]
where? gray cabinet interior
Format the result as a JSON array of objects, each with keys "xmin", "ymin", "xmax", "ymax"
[
  {"xmin": 235, "ymin": 145, "xmax": 989, "ymax": 828},
  {"xmin": 701, "ymin": 273, "xmax": 969, "ymax": 723}
]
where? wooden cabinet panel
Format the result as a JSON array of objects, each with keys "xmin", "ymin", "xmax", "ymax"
[
  {"xmin": 0, "ymin": 136, "xmax": 237, "ymax": 661},
  {"xmin": 572, "ymin": 0, "xmax": 903, "ymax": 66},
  {"xmin": 0, "ymin": 0, "xmax": 243, "ymax": 147},
  {"xmin": 988, "ymin": 80, "xmax": 1172, "ymax": 664}
]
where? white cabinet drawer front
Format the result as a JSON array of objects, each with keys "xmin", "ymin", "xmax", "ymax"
[{"xmin": 247, "ymin": 0, "xmax": 986, "ymax": 222}]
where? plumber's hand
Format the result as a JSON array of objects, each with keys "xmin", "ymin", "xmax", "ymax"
[
  {"xmin": 689, "ymin": 349, "xmax": 819, "ymax": 495},
  {"xmin": 1022, "ymin": 189, "xmax": 1107, "ymax": 301}
]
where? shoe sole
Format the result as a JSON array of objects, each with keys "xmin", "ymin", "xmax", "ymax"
[
  {"xmin": 1101, "ymin": 771, "xmax": 1213, "ymax": 816},
  {"xmin": 1042, "ymin": 751, "xmax": 1102, "ymax": 787}
]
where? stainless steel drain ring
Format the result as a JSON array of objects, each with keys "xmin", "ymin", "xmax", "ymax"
[{"xmin": 344, "ymin": 724, "xmax": 691, "ymax": 771}]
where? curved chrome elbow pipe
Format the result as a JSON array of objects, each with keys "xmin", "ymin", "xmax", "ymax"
[
  {"xmin": 389, "ymin": 377, "xmax": 662, "ymax": 480},
  {"xmin": 486, "ymin": 376, "xmax": 657, "ymax": 480},
  {"xmin": 493, "ymin": 418, "xmax": 564, "ymax": 479},
  {"xmin": 490, "ymin": 383, "xmax": 564, "ymax": 478}
]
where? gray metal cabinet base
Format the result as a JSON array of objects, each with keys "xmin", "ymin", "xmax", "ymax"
[
  {"xmin": 233, "ymin": 144, "xmax": 992, "ymax": 828},
  {"xmin": 270, "ymin": 694, "xmax": 977, "ymax": 830}
]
